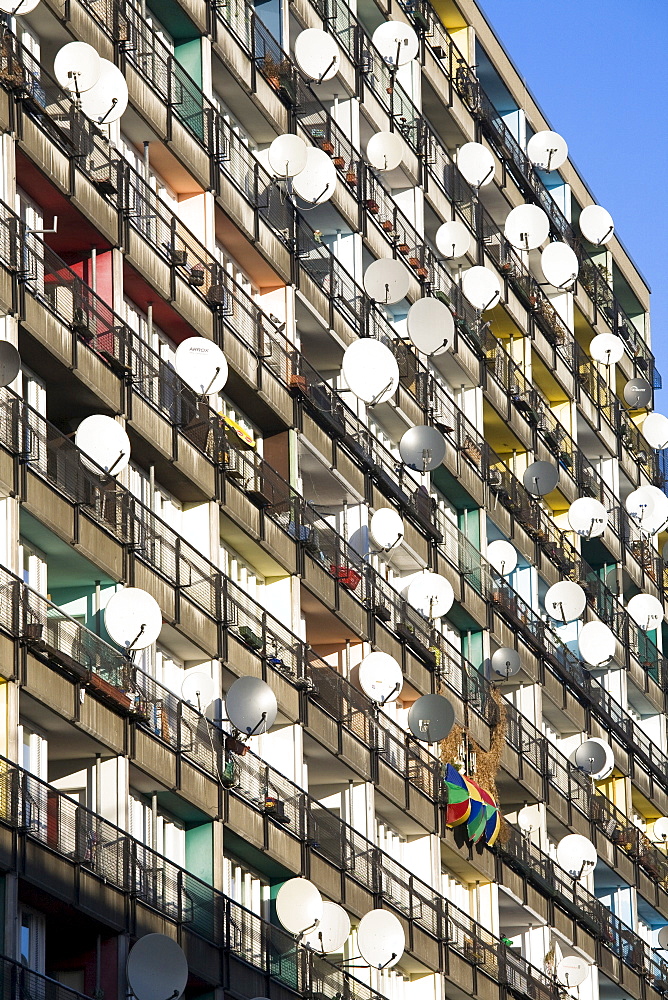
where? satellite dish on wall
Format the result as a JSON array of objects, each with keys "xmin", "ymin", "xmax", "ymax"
[
  {"xmin": 504, "ymin": 204, "xmax": 550, "ymax": 251},
  {"xmin": 268, "ymin": 134, "xmax": 308, "ymax": 178},
  {"xmin": 75, "ymin": 415, "xmax": 131, "ymax": 476},
  {"xmin": 642, "ymin": 412, "xmax": 668, "ymax": 450},
  {"xmin": 491, "ymin": 647, "xmax": 520, "ymax": 678},
  {"xmin": 357, "ymin": 651, "xmax": 403, "ymax": 704},
  {"xmin": 540, "ymin": 242, "xmax": 579, "ymax": 289},
  {"xmin": 302, "ymin": 901, "xmax": 350, "ymax": 953},
  {"xmin": 292, "ymin": 148, "xmax": 337, "ymax": 205},
  {"xmin": 366, "ymin": 131, "xmax": 404, "ymax": 171},
  {"xmin": 573, "ymin": 737, "xmax": 615, "ymax": 779},
  {"xmin": 105, "ymin": 588, "xmax": 163, "ymax": 651},
  {"xmin": 590, "ymin": 333, "xmax": 624, "ymax": 365},
  {"xmin": 363, "ymin": 258, "xmax": 410, "ymax": 304},
  {"xmin": 399, "ymin": 425, "xmax": 446, "ymax": 472},
  {"xmin": 408, "ymin": 694, "xmax": 455, "ymax": 743},
  {"xmin": 626, "ymin": 593, "xmax": 664, "ymax": 632},
  {"xmin": 294, "ymin": 28, "xmax": 340, "ymax": 82},
  {"xmin": 555, "ymin": 957, "xmax": 589, "ymax": 988},
  {"xmin": 461, "ymin": 265, "xmax": 501, "ymax": 311},
  {"xmin": 579, "ymin": 204, "xmax": 614, "ymax": 245},
  {"xmin": 556, "ymin": 834, "xmax": 597, "ymax": 879},
  {"xmin": 406, "ymin": 298, "xmax": 454, "ymax": 356},
  {"xmin": 126, "ymin": 934, "xmax": 188, "ymax": 1000},
  {"xmin": 79, "ymin": 59, "xmax": 129, "ymax": 123},
  {"xmin": 487, "ymin": 539, "xmax": 518, "ymax": 576},
  {"xmin": 372, "ymin": 21, "xmax": 419, "ymax": 67},
  {"xmin": 407, "ymin": 572, "xmax": 454, "ymax": 618},
  {"xmin": 456, "ymin": 142, "xmax": 495, "ymax": 189},
  {"xmin": 174, "ymin": 337, "xmax": 229, "ymax": 396},
  {"xmin": 527, "ymin": 130, "xmax": 568, "ymax": 172},
  {"xmin": 577, "ymin": 621, "xmax": 615, "ymax": 668},
  {"xmin": 568, "ymin": 497, "xmax": 608, "ymax": 538},
  {"xmin": 54, "ymin": 41, "xmax": 101, "ymax": 96},
  {"xmin": 341, "ymin": 339, "xmax": 399, "ymax": 405},
  {"xmin": 276, "ymin": 878, "xmax": 323, "ymax": 936},
  {"xmin": 225, "ymin": 676, "xmax": 278, "ymax": 736},
  {"xmin": 544, "ymin": 581, "xmax": 586, "ymax": 623},
  {"xmin": 0, "ymin": 341, "xmax": 20, "ymax": 387},
  {"xmin": 523, "ymin": 460, "xmax": 559, "ymax": 496},
  {"xmin": 435, "ymin": 220, "xmax": 471, "ymax": 260},
  {"xmin": 369, "ymin": 508, "xmax": 404, "ymax": 550}
]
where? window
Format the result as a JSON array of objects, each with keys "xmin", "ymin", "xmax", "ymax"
[
  {"xmin": 223, "ymin": 857, "xmax": 268, "ymax": 918},
  {"xmin": 18, "ymin": 907, "xmax": 45, "ymax": 973},
  {"xmin": 18, "ymin": 538, "xmax": 47, "ymax": 596},
  {"xmin": 129, "ymin": 790, "xmax": 185, "ymax": 867}
]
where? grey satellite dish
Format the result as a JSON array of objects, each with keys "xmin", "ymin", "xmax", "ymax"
[
  {"xmin": 568, "ymin": 497, "xmax": 608, "ymax": 538},
  {"xmin": 579, "ymin": 204, "xmax": 614, "ymax": 246},
  {"xmin": 302, "ymin": 901, "xmax": 350, "ymax": 954},
  {"xmin": 357, "ymin": 909, "xmax": 405, "ymax": 968},
  {"xmin": 642, "ymin": 412, "xmax": 668, "ymax": 450},
  {"xmin": 504, "ymin": 204, "xmax": 550, "ymax": 251},
  {"xmin": 573, "ymin": 737, "xmax": 614, "ymax": 779},
  {"xmin": 523, "ymin": 460, "xmax": 559, "ymax": 496},
  {"xmin": 369, "ymin": 508, "xmax": 404, "ymax": 550},
  {"xmin": 294, "ymin": 28, "xmax": 340, "ymax": 82},
  {"xmin": 527, "ymin": 130, "xmax": 568, "ymax": 172},
  {"xmin": 406, "ymin": 298, "xmax": 454, "ymax": 356},
  {"xmin": 491, "ymin": 647, "xmax": 520, "ymax": 678},
  {"xmin": 626, "ymin": 593, "xmax": 664, "ymax": 632},
  {"xmin": 556, "ymin": 833, "xmax": 597, "ymax": 879},
  {"xmin": 461, "ymin": 265, "xmax": 501, "ymax": 311},
  {"xmin": 181, "ymin": 671, "xmax": 215, "ymax": 715},
  {"xmin": 623, "ymin": 378, "xmax": 652, "ymax": 409},
  {"xmin": 399, "ymin": 425, "xmax": 446, "ymax": 472},
  {"xmin": 654, "ymin": 817, "xmax": 668, "ymax": 843},
  {"xmin": 590, "ymin": 333, "xmax": 624, "ymax": 365},
  {"xmin": 658, "ymin": 925, "xmax": 668, "ymax": 950},
  {"xmin": 225, "ymin": 675, "xmax": 277, "ymax": 736},
  {"xmin": 292, "ymin": 148, "xmax": 337, "ymax": 205},
  {"xmin": 341, "ymin": 339, "xmax": 399, "ymax": 405},
  {"xmin": 372, "ymin": 21, "xmax": 419, "ymax": 68},
  {"xmin": 126, "ymin": 934, "xmax": 188, "ymax": 1000},
  {"xmin": 487, "ymin": 539, "xmax": 517, "ymax": 576},
  {"xmin": 577, "ymin": 621, "xmax": 615, "ymax": 668},
  {"xmin": 555, "ymin": 957, "xmax": 589, "ymax": 988},
  {"xmin": 276, "ymin": 878, "xmax": 323, "ymax": 936},
  {"xmin": 79, "ymin": 59, "xmax": 129, "ymax": 124},
  {"xmin": 363, "ymin": 258, "xmax": 410, "ymax": 304},
  {"xmin": 105, "ymin": 587, "xmax": 163, "ymax": 651},
  {"xmin": 174, "ymin": 337, "xmax": 228, "ymax": 396},
  {"xmin": 456, "ymin": 142, "xmax": 495, "ymax": 189},
  {"xmin": 268, "ymin": 134, "xmax": 308, "ymax": 178},
  {"xmin": 408, "ymin": 694, "xmax": 455, "ymax": 743},
  {"xmin": 0, "ymin": 341, "xmax": 20, "ymax": 387},
  {"xmin": 75, "ymin": 414, "xmax": 131, "ymax": 475},
  {"xmin": 366, "ymin": 131, "xmax": 404, "ymax": 172},
  {"xmin": 540, "ymin": 242, "xmax": 579, "ymax": 290},
  {"xmin": 435, "ymin": 220, "xmax": 471, "ymax": 260},
  {"xmin": 0, "ymin": 0, "xmax": 40, "ymax": 10},
  {"xmin": 544, "ymin": 581, "xmax": 586, "ymax": 624},
  {"xmin": 54, "ymin": 41, "xmax": 101, "ymax": 97}
]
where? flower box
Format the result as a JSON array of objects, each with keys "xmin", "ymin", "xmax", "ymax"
[
  {"xmin": 333, "ymin": 156, "xmax": 345, "ymax": 168},
  {"xmin": 366, "ymin": 199, "xmax": 380, "ymax": 214}
]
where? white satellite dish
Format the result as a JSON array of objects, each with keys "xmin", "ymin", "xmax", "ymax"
[
  {"xmin": 578, "ymin": 621, "xmax": 616, "ymax": 668},
  {"xmin": 302, "ymin": 901, "xmax": 350, "ymax": 954},
  {"xmin": 517, "ymin": 803, "xmax": 540, "ymax": 833},
  {"xmin": 487, "ymin": 539, "xmax": 518, "ymax": 576},
  {"xmin": 268, "ymin": 134, "xmax": 308, "ymax": 178},
  {"xmin": 626, "ymin": 593, "xmax": 664, "ymax": 632},
  {"xmin": 79, "ymin": 59, "xmax": 129, "ymax": 123},
  {"xmin": 372, "ymin": 21, "xmax": 419, "ymax": 68},
  {"xmin": 357, "ymin": 909, "xmax": 405, "ymax": 968},
  {"xmin": 292, "ymin": 148, "xmax": 337, "ymax": 205},
  {"xmin": 568, "ymin": 497, "xmax": 608, "ymax": 538},
  {"xmin": 407, "ymin": 694, "xmax": 455, "ymax": 743},
  {"xmin": 556, "ymin": 957, "xmax": 589, "ymax": 988},
  {"xmin": 435, "ymin": 220, "xmax": 471, "ymax": 260},
  {"xmin": 341, "ymin": 339, "xmax": 399, "ymax": 405},
  {"xmin": 643, "ymin": 485, "xmax": 668, "ymax": 534},
  {"xmin": 0, "ymin": 0, "xmax": 40, "ymax": 10},
  {"xmin": 540, "ymin": 242, "xmax": 579, "ymax": 290},
  {"xmin": 225, "ymin": 675, "xmax": 278, "ymax": 736},
  {"xmin": 491, "ymin": 647, "xmax": 521, "ymax": 678},
  {"xmin": 642, "ymin": 412, "xmax": 668, "ymax": 450},
  {"xmin": 625, "ymin": 486, "xmax": 656, "ymax": 527},
  {"xmin": 363, "ymin": 258, "xmax": 410, "ymax": 304},
  {"xmin": 624, "ymin": 378, "xmax": 652, "ymax": 409},
  {"xmin": 658, "ymin": 925, "xmax": 668, "ymax": 950},
  {"xmin": 126, "ymin": 934, "xmax": 188, "ymax": 1000},
  {"xmin": 294, "ymin": 28, "xmax": 340, "ymax": 82},
  {"xmin": 366, "ymin": 131, "xmax": 404, "ymax": 171},
  {"xmin": 527, "ymin": 130, "xmax": 568, "ymax": 172},
  {"xmin": 461, "ymin": 265, "xmax": 501, "ymax": 311},
  {"xmin": 406, "ymin": 298, "xmax": 454, "ymax": 356},
  {"xmin": 0, "ymin": 342, "xmax": 20, "ymax": 387},
  {"xmin": 181, "ymin": 671, "xmax": 216, "ymax": 715},
  {"xmin": 590, "ymin": 333, "xmax": 624, "ymax": 365},
  {"xmin": 369, "ymin": 508, "xmax": 404, "ymax": 550},
  {"xmin": 357, "ymin": 651, "xmax": 403, "ymax": 704},
  {"xmin": 654, "ymin": 817, "xmax": 668, "ymax": 842},
  {"xmin": 504, "ymin": 204, "xmax": 550, "ymax": 251},
  {"xmin": 456, "ymin": 142, "xmax": 495, "ymax": 189},
  {"xmin": 54, "ymin": 41, "xmax": 101, "ymax": 96},
  {"xmin": 399, "ymin": 425, "xmax": 446, "ymax": 472},
  {"xmin": 174, "ymin": 337, "xmax": 229, "ymax": 396},
  {"xmin": 75, "ymin": 414, "xmax": 131, "ymax": 476},
  {"xmin": 556, "ymin": 834, "xmax": 597, "ymax": 878},
  {"xmin": 579, "ymin": 204, "xmax": 614, "ymax": 246},
  {"xmin": 544, "ymin": 581, "xmax": 587, "ymax": 623},
  {"xmin": 276, "ymin": 878, "xmax": 323, "ymax": 937},
  {"xmin": 407, "ymin": 572, "xmax": 454, "ymax": 618},
  {"xmin": 573, "ymin": 737, "xmax": 615, "ymax": 779},
  {"xmin": 105, "ymin": 588, "xmax": 163, "ymax": 651},
  {"xmin": 523, "ymin": 460, "xmax": 559, "ymax": 496}
]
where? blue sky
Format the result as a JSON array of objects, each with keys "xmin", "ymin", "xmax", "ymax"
[{"xmin": 478, "ymin": 1, "xmax": 668, "ymax": 405}]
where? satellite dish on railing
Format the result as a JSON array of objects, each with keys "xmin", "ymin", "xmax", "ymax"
[
  {"xmin": 356, "ymin": 651, "xmax": 403, "ymax": 705},
  {"xmin": 623, "ymin": 377, "xmax": 652, "ymax": 410},
  {"xmin": 435, "ymin": 220, "xmax": 471, "ymax": 260},
  {"xmin": 523, "ymin": 460, "xmax": 558, "ymax": 497},
  {"xmin": 653, "ymin": 817, "xmax": 668, "ymax": 843},
  {"xmin": 408, "ymin": 694, "xmax": 455, "ymax": 743},
  {"xmin": 174, "ymin": 337, "xmax": 229, "ymax": 396},
  {"xmin": 491, "ymin": 647, "xmax": 520, "ymax": 679},
  {"xmin": 372, "ymin": 21, "xmax": 419, "ymax": 68},
  {"xmin": 555, "ymin": 956, "xmax": 589, "ymax": 988},
  {"xmin": 406, "ymin": 298, "xmax": 454, "ymax": 356},
  {"xmin": 0, "ymin": 0, "xmax": 41, "ymax": 11},
  {"xmin": 568, "ymin": 497, "xmax": 608, "ymax": 538},
  {"xmin": 75, "ymin": 414, "xmax": 131, "ymax": 475},
  {"xmin": 105, "ymin": 587, "xmax": 163, "ymax": 652},
  {"xmin": 658, "ymin": 925, "xmax": 668, "ymax": 950},
  {"xmin": 527, "ymin": 130, "xmax": 568, "ymax": 172},
  {"xmin": 577, "ymin": 621, "xmax": 615, "ymax": 668},
  {"xmin": 456, "ymin": 142, "xmax": 495, "ymax": 189},
  {"xmin": 54, "ymin": 41, "xmax": 101, "ymax": 97},
  {"xmin": 277, "ymin": 878, "xmax": 323, "ymax": 937},
  {"xmin": 556, "ymin": 834, "xmax": 597, "ymax": 879},
  {"xmin": 302, "ymin": 901, "xmax": 350, "ymax": 953},
  {"xmin": 626, "ymin": 593, "xmax": 664, "ymax": 632},
  {"xmin": 517, "ymin": 803, "xmax": 540, "ymax": 833},
  {"xmin": 369, "ymin": 507, "xmax": 404, "ymax": 550},
  {"xmin": 590, "ymin": 333, "xmax": 624, "ymax": 366},
  {"xmin": 504, "ymin": 204, "xmax": 549, "ymax": 252},
  {"xmin": 544, "ymin": 581, "xmax": 586, "ymax": 624},
  {"xmin": 181, "ymin": 671, "xmax": 215, "ymax": 717},
  {"xmin": 407, "ymin": 572, "xmax": 454, "ymax": 618},
  {"xmin": 292, "ymin": 148, "xmax": 337, "ymax": 205},
  {"xmin": 341, "ymin": 338, "xmax": 400, "ymax": 405},
  {"xmin": 0, "ymin": 342, "xmax": 20, "ymax": 387},
  {"xmin": 642, "ymin": 412, "xmax": 668, "ymax": 450},
  {"xmin": 79, "ymin": 59, "xmax": 129, "ymax": 124},
  {"xmin": 540, "ymin": 242, "xmax": 579, "ymax": 290},
  {"xmin": 363, "ymin": 258, "xmax": 410, "ymax": 304},
  {"xmin": 294, "ymin": 29, "xmax": 341, "ymax": 82},
  {"xmin": 126, "ymin": 934, "xmax": 188, "ymax": 1000},
  {"xmin": 625, "ymin": 486, "xmax": 656, "ymax": 529},
  {"xmin": 461, "ymin": 265, "xmax": 501, "ymax": 311},
  {"xmin": 579, "ymin": 204, "xmax": 614, "ymax": 246},
  {"xmin": 399, "ymin": 425, "xmax": 446, "ymax": 472},
  {"xmin": 225, "ymin": 675, "xmax": 277, "ymax": 736},
  {"xmin": 573, "ymin": 737, "xmax": 615, "ymax": 779},
  {"xmin": 268, "ymin": 134, "xmax": 308, "ymax": 178},
  {"xmin": 487, "ymin": 540, "xmax": 517, "ymax": 576},
  {"xmin": 357, "ymin": 909, "xmax": 405, "ymax": 968},
  {"xmin": 366, "ymin": 131, "xmax": 404, "ymax": 172}
]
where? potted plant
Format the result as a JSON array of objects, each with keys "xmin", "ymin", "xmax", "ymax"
[
  {"xmin": 397, "ymin": 243, "xmax": 410, "ymax": 255},
  {"xmin": 333, "ymin": 155, "xmax": 345, "ymax": 168},
  {"xmin": 345, "ymin": 163, "xmax": 358, "ymax": 185},
  {"xmin": 366, "ymin": 199, "xmax": 380, "ymax": 214}
]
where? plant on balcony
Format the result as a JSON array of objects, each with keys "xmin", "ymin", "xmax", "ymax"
[
  {"xmin": 345, "ymin": 163, "xmax": 358, "ymax": 185},
  {"xmin": 397, "ymin": 243, "xmax": 410, "ymax": 255},
  {"xmin": 320, "ymin": 139, "xmax": 334, "ymax": 155},
  {"xmin": 261, "ymin": 54, "xmax": 293, "ymax": 100},
  {"xmin": 366, "ymin": 199, "xmax": 380, "ymax": 214},
  {"xmin": 333, "ymin": 155, "xmax": 345, "ymax": 168}
]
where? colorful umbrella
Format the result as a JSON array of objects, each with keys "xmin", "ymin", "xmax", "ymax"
[
  {"xmin": 464, "ymin": 777, "xmax": 487, "ymax": 843},
  {"xmin": 443, "ymin": 764, "xmax": 471, "ymax": 827},
  {"xmin": 465, "ymin": 776, "xmax": 500, "ymax": 846}
]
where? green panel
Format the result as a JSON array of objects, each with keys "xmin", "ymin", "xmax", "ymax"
[
  {"xmin": 463, "ymin": 631, "xmax": 484, "ymax": 671},
  {"xmin": 186, "ymin": 822, "xmax": 213, "ymax": 884},
  {"xmin": 146, "ymin": 0, "xmax": 199, "ymax": 41},
  {"xmin": 174, "ymin": 40, "xmax": 204, "ymax": 140},
  {"xmin": 432, "ymin": 465, "xmax": 477, "ymax": 511},
  {"xmin": 175, "ymin": 38, "xmax": 202, "ymax": 88},
  {"xmin": 458, "ymin": 508, "xmax": 480, "ymax": 549}
]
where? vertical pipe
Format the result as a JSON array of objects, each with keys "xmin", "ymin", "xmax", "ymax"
[
  {"xmin": 95, "ymin": 753, "xmax": 101, "ymax": 814},
  {"xmin": 151, "ymin": 792, "xmax": 158, "ymax": 852},
  {"xmin": 91, "ymin": 248, "xmax": 97, "ymax": 295}
]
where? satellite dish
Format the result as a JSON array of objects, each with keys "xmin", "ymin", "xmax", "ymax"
[
  {"xmin": 527, "ymin": 130, "xmax": 568, "ymax": 172},
  {"xmin": 523, "ymin": 460, "xmax": 559, "ymax": 496},
  {"xmin": 407, "ymin": 572, "xmax": 454, "ymax": 618},
  {"xmin": 126, "ymin": 934, "xmax": 188, "ymax": 1000},
  {"xmin": 642, "ymin": 412, "xmax": 668, "ymax": 450},
  {"xmin": 174, "ymin": 337, "xmax": 229, "ymax": 396},
  {"xmin": 435, "ymin": 220, "xmax": 471, "ymax": 260},
  {"xmin": 79, "ymin": 59, "xmax": 129, "ymax": 123},
  {"xmin": 357, "ymin": 909, "xmax": 405, "ymax": 969},
  {"xmin": 555, "ymin": 957, "xmax": 589, "ymax": 988},
  {"xmin": 491, "ymin": 647, "xmax": 521, "ymax": 678},
  {"xmin": 590, "ymin": 333, "xmax": 624, "ymax": 365},
  {"xmin": 104, "ymin": 588, "xmax": 163, "ymax": 651},
  {"xmin": 225, "ymin": 675, "xmax": 278, "ymax": 736},
  {"xmin": 276, "ymin": 878, "xmax": 323, "ymax": 936},
  {"xmin": 406, "ymin": 298, "xmax": 454, "ymax": 356},
  {"xmin": 461, "ymin": 265, "xmax": 501, "ymax": 311},
  {"xmin": 369, "ymin": 507, "xmax": 404, "ymax": 550},
  {"xmin": 626, "ymin": 593, "xmax": 664, "ymax": 632},
  {"xmin": 544, "ymin": 581, "xmax": 587, "ymax": 623},
  {"xmin": 302, "ymin": 901, "xmax": 350, "ymax": 953},
  {"xmin": 341, "ymin": 339, "xmax": 399, "ymax": 405},
  {"xmin": 654, "ymin": 817, "xmax": 668, "ymax": 842},
  {"xmin": 579, "ymin": 204, "xmax": 614, "ymax": 246},
  {"xmin": 54, "ymin": 41, "xmax": 101, "ymax": 96},
  {"xmin": 407, "ymin": 693, "xmax": 455, "ymax": 743},
  {"xmin": 75, "ymin": 415, "xmax": 131, "ymax": 476},
  {"xmin": 638, "ymin": 485, "xmax": 668, "ymax": 535},
  {"xmin": 577, "ymin": 621, "xmax": 616, "ymax": 668},
  {"xmin": 623, "ymin": 377, "xmax": 652, "ymax": 409},
  {"xmin": 181, "ymin": 671, "xmax": 215, "ymax": 714},
  {"xmin": 366, "ymin": 131, "xmax": 404, "ymax": 171},
  {"xmin": 357, "ymin": 651, "xmax": 403, "ymax": 704},
  {"xmin": 504, "ymin": 204, "xmax": 550, "ymax": 251},
  {"xmin": 456, "ymin": 142, "xmax": 495, "ymax": 189},
  {"xmin": 372, "ymin": 21, "xmax": 419, "ymax": 68},
  {"xmin": 294, "ymin": 28, "xmax": 340, "ymax": 82},
  {"xmin": 568, "ymin": 497, "xmax": 608, "ymax": 538},
  {"xmin": 399, "ymin": 425, "xmax": 446, "ymax": 472},
  {"xmin": 268, "ymin": 134, "xmax": 308, "ymax": 178},
  {"xmin": 0, "ymin": 0, "xmax": 40, "ymax": 10},
  {"xmin": 517, "ymin": 803, "xmax": 540, "ymax": 833},
  {"xmin": 0, "ymin": 341, "xmax": 20, "ymax": 387},
  {"xmin": 363, "ymin": 258, "xmax": 410, "ymax": 304},
  {"xmin": 658, "ymin": 925, "xmax": 668, "ymax": 950},
  {"xmin": 292, "ymin": 148, "xmax": 337, "ymax": 205},
  {"xmin": 626, "ymin": 486, "xmax": 656, "ymax": 527},
  {"xmin": 556, "ymin": 834, "xmax": 597, "ymax": 878},
  {"xmin": 573, "ymin": 737, "xmax": 615, "ymax": 779},
  {"xmin": 487, "ymin": 540, "xmax": 518, "ymax": 576},
  {"xmin": 540, "ymin": 242, "xmax": 579, "ymax": 290}
]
